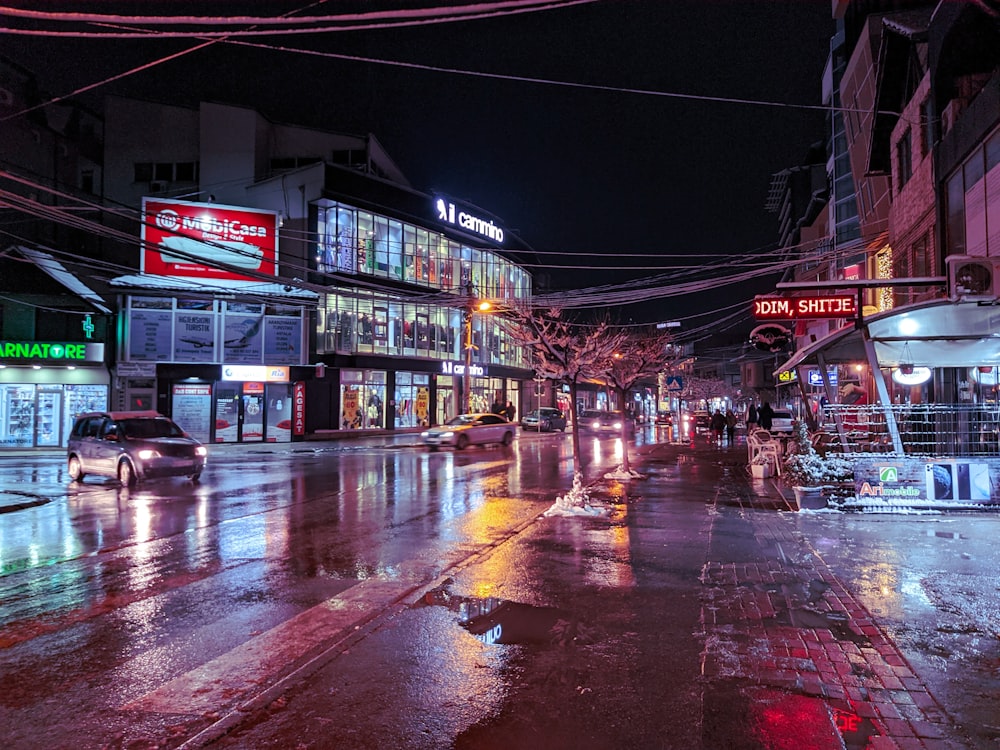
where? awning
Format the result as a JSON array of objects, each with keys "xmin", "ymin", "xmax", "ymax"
[{"xmin": 775, "ymin": 299, "xmax": 1000, "ymax": 375}]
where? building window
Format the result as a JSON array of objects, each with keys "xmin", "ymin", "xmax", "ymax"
[
  {"xmin": 920, "ymin": 98, "xmax": 933, "ymax": 157},
  {"xmin": 175, "ymin": 162, "xmax": 198, "ymax": 182},
  {"xmin": 134, "ymin": 163, "xmax": 153, "ymax": 182},
  {"xmin": 154, "ymin": 163, "xmax": 173, "ymax": 181},
  {"xmin": 81, "ymin": 169, "xmax": 94, "ymax": 194},
  {"xmin": 896, "ymin": 128, "xmax": 912, "ymax": 190}
]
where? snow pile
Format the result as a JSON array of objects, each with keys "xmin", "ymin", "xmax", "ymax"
[
  {"xmin": 543, "ymin": 472, "xmax": 609, "ymax": 517},
  {"xmin": 603, "ymin": 464, "xmax": 646, "ymax": 481}
]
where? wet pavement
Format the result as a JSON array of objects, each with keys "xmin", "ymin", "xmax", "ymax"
[{"xmin": 2, "ymin": 431, "xmax": 998, "ymax": 748}]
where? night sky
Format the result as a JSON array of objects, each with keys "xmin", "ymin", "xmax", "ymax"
[{"xmin": 3, "ymin": 1, "xmax": 833, "ymax": 328}]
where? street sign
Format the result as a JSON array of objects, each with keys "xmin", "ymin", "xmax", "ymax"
[{"xmin": 665, "ymin": 376, "xmax": 683, "ymax": 391}]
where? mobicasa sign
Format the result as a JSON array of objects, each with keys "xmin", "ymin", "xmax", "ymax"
[
  {"xmin": 141, "ymin": 198, "xmax": 278, "ymax": 282},
  {"xmin": 754, "ymin": 295, "xmax": 857, "ymax": 320}
]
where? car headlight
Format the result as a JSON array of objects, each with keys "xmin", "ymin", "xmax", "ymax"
[
  {"xmin": 612, "ymin": 422, "xmax": 622, "ymax": 429},
  {"xmin": 137, "ymin": 449, "xmax": 161, "ymax": 460},
  {"xmin": 420, "ymin": 431, "xmax": 430, "ymax": 438},
  {"xmin": 590, "ymin": 421, "xmax": 600, "ymax": 429},
  {"xmin": 195, "ymin": 446, "xmax": 208, "ymax": 457}
]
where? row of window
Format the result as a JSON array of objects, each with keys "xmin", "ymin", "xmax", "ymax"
[
  {"xmin": 316, "ymin": 202, "xmax": 530, "ymax": 301},
  {"xmin": 316, "ymin": 289, "xmax": 527, "ymax": 370}
]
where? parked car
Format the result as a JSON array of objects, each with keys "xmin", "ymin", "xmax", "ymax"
[
  {"xmin": 67, "ymin": 410, "xmax": 207, "ymax": 487},
  {"xmin": 769, "ymin": 409, "xmax": 795, "ymax": 434},
  {"xmin": 421, "ymin": 413, "xmax": 516, "ymax": 450},
  {"xmin": 580, "ymin": 409, "xmax": 635, "ymax": 436},
  {"xmin": 520, "ymin": 407, "xmax": 568, "ymax": 432}
]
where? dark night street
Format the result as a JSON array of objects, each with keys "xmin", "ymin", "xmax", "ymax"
[{"xmin": 1, "ymin": 430, "xmax": 998, "ymax": 749}]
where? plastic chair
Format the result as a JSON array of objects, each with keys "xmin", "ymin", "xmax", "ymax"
[{"xmin": 747, "ymin": 429, "xmax": 782, "ymax": 476}]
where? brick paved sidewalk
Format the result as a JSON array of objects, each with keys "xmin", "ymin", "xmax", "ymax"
[{"xmin": 699, "ymin": 508, "xmax": 965, "ymax": 749}]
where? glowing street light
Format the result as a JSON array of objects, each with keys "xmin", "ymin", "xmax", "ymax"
[{"xmin": 464, "ymin": 297, "xmax": 492, "ymax": 413}]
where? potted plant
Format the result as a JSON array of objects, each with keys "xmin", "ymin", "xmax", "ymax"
[{"xmin": 782, "ymin": 422, "xmax": 853, "ymax": 509}]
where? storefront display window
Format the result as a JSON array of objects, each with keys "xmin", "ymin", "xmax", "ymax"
[
  {"xmin": 340, "ymin": 369, "xmax": 386, "ymax": 430},
  {"xmin": 395, "ymin": 372, "xmax": 430, "ymax": 428},
  {"xmin": 0, "ymin": 382, "xmax": 108, "ymax": 449}
]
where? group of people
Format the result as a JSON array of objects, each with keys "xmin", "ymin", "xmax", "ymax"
[
  {"xmin": 490, "ymin": 400, "xmax": 517, "ymax": 422},
  {"xmin": 710, "ymin": 402, "xmax": 776, "ymax": 443}
]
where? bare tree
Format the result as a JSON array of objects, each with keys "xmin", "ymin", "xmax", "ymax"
[
  {"xmin": 595, "ymin": 325, "xmax": 676, "ymax": 475},
  {"xmin": 501, "ymin": 305, "xmax": 618, "ymax": 482}
]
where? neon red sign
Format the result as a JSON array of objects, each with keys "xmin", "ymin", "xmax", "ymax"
[{"xmin": 754, "ymin": 295, "xmax": 857, "ymax": 320}]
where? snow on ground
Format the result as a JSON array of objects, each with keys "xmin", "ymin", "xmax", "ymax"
[{"xmin": 542, "ymin": 472, "xmax": 610, "ymax": 518}]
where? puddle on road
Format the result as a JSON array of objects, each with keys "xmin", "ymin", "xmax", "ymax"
[{"xmin": 418, "ymin": 582, "xmax": 596, "ymax": 647}]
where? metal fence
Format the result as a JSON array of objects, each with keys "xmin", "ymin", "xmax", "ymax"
[{"xmin": 815, "ymin": 404, "xmax": 1000, "ymax": 457}]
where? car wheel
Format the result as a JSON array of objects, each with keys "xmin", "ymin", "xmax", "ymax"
[
  {"xmin": 189, "ymin": 472, "xmax": 202, "ymax": 483},
  {"xmin": 501, "ymin": 430, "xmax": 514, "ymax": 446},
  {"xmin": 455, "ymin": 434, "xmax": 469, "ymax": 450},
  {"xmin": 118, "ymin": 459, "xmax": 137, "ymax": 487},
  {"xmin": 541, "ymin": 420, "xmax": 551, "ymax": 432},
  {"xmin": 68, "ymin": 455, "xmax": 85, "ymax": 482},
  {"xmin": 428, "ymin": 446, "xmax": 438, "ymax": 452}
]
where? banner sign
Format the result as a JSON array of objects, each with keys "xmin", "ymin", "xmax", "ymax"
[
  {"xmin": 754, "ymin": 295, "xmax": 857, "ymax": 320},
  {"xmin": 141, "ymin": 198, "xmax": 278, "ymax": 282}
]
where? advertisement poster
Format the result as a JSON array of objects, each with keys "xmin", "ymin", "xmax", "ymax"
[
  {"xmin": 264, "ymin": 316, "xmax": 302, "ymax": 361},
  {"xmin": 141, "ymin": 198, "xmax": 278, "ymax": 282},
  {"xmin": 342, "ymin": 386, "xmax": 361, "ymax": 429},
  {"xmin": 415, "ymin": 387, "xmax": 429, "ymax": 424},
  {"xmin": 172, "ymin": 384, "xmax": 212, "ymax": 444},
  {"xmin": 129, "ymin": 308, "xmax": 173, "ymax": 361},
  {"xmin": 223, "ymin": 313, "xmax": 263, "ymax": 364},
  {"xmin": 174, "ymin": 313, "xmax": 216, "ymax": 361}
]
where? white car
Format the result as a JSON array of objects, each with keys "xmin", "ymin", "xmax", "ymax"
[
  {"xmin": 769, "ymin": 410, "xmax": 795, "ymax": 434},
  {"xmin": 421, "ymin": 413, "xmax": 515, "ymax": 450}
]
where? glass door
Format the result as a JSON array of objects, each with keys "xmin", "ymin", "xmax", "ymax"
[{"xmin": 36, "ymin": 388, "xmax": 62, "ymax": 447}]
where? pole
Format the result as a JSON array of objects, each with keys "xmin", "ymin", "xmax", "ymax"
[{"xmin": 464, "ymin": 305, "xmax": 473, "ymax": 413}]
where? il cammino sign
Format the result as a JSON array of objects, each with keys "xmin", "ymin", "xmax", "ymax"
[{"xmin": 754, "ymin": 295, "xmax": 857, "ymax": 320}]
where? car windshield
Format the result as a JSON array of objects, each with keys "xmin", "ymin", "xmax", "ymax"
[{"xmin": 120, "ymin": 418, "xmax": 185, "ymax": 439}]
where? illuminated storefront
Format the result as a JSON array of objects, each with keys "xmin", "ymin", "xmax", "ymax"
[{"xmin": 0, "ymin": 341, "xmax": 109, "ymax": 448}]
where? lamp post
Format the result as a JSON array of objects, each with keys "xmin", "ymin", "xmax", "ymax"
[{"xmin": 464, "ymin": 296, "xmax": 492, "ymax": 413}]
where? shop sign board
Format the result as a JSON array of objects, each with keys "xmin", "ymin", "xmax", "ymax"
[
  {"xmin": 433, "ymin": 195, "xmax": 505, "ymax": 245},
  {"xmin": 1, "ymin": 341, "xmax": 104, "ymax": 363},
  {"xmin": 222, "ymin": 365, "xmax": 289, "ymax": 382},
  {"xmin": 754, "ymin": 295, "xmax": 857, "ymax": 320},
  {"xmin": 293, "ymin": 381, "xmax": 306, "ymax": 435},
  {"xmin": 141, "ymin": 198, "xmax": 278, "ymax": 282},
  {"xmin": 442, "ymin": 361, "xmax": 485, "ymax": 376}
]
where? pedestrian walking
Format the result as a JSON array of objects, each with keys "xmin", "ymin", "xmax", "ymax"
[
  {"xmin": 758, "ymin": 402, "xmax": 774, "ymax": 432},
  {"xmin": 725, "ymin": 409, "xmax": 737, "ymax": 443},
  {"xmin": 710, "ymin": 409, "xmax": 726, "ymax": 443},
  {"xmin": 504, "ymin": 401, "xmax": 516, "ymax": 422},
  {"xmin": 746, "ymin": 403, "xmax": 758, "ymax": 432}
]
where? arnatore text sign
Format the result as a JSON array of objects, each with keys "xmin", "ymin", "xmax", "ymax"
[{"xmin": 754, "ymin": 295, "xmax": 857, "ymax": 320}]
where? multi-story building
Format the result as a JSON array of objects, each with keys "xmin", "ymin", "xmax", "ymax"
[
  {"xmin": 775, "ymin": 0, "xmax": 1000, "ymax": 469},
  {"xmin": 0, "ymin": 57, "xmax": 112, "ymax": 450},
  {"xmin": 98, "ymin": 96, "xmax": 537, "ymax": 443}
]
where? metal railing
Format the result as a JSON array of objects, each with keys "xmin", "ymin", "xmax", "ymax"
[{"xmin": 815, "ymin": 404, "xmax": 1000, "ymax": 457}]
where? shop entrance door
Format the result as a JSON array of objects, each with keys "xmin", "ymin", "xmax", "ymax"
[{"xmin": 240, "ymin": 391, "xmax": 264, "ymax": 442}]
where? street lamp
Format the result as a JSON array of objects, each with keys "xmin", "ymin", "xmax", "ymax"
[{"xmin": 464, "ymin": 298, "xmax": 492, "ymax": 413}]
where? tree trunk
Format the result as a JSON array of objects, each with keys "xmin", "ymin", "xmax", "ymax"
[
  {"xmin": 569, "ymin": 379, "xmax": 582, "ymax": 479},
  {"xmin": 618, "ymin": 385, "xmax": 631, "ymax": 474}
]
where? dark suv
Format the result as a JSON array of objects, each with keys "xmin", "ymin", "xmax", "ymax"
[{"xmin": 67, "ymin": 411, "xmax": 207, "ymax": 486}]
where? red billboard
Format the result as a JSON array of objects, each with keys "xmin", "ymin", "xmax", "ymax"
[{"xmin": 141, "ymin": 198, "xmax": 278, "ymax": 282}]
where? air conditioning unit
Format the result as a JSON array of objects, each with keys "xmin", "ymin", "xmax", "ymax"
[
  {"xmin": 149, "ymin": 180, "xmax": 168, "ymax": 194},
  {"xmin": 946, "ymin": 255, "xmax": 1000, "ymax": 301}
]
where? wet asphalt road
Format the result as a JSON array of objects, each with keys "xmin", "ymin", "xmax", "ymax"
[{"xmin": 0, "ymin": 429, "xmax": 998, "ymax": 749}]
